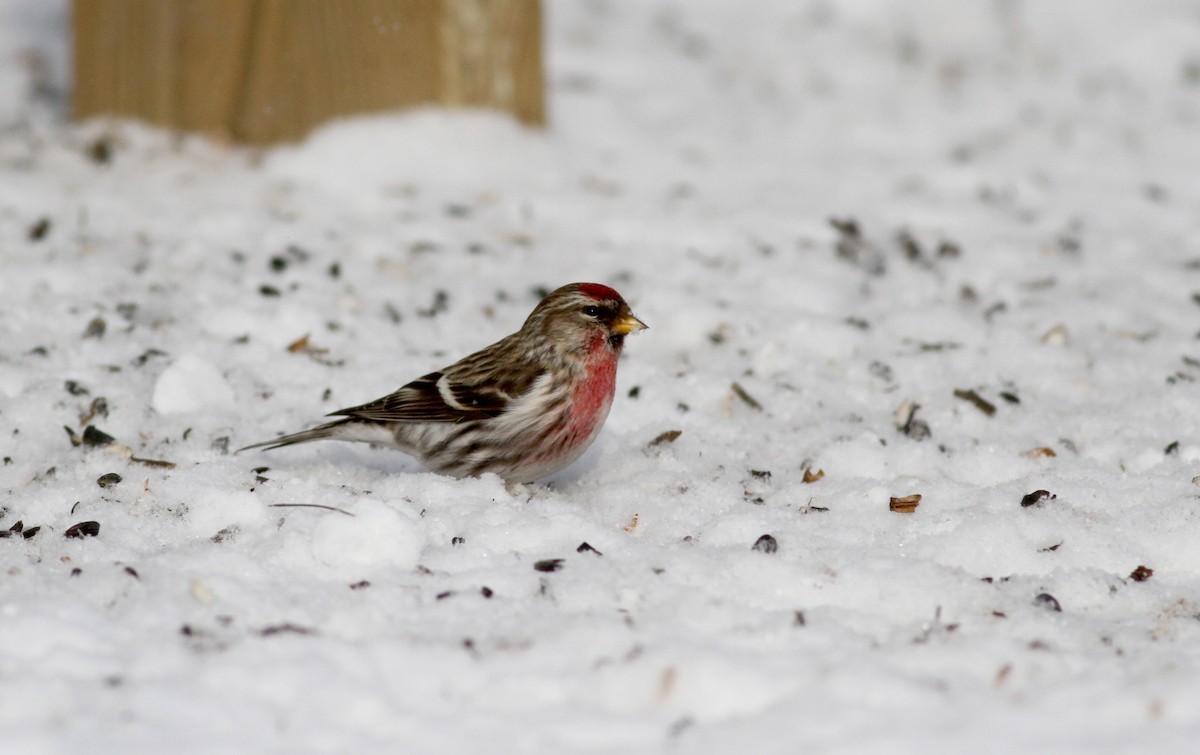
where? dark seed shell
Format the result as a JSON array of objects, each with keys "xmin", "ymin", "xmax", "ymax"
[
  {"xmin": 752, "ymin": 534, "xmax": 778, "ymax": 554},
  {"xmin": 64, "ymin": 521, "xmax": 101, "ymax": 539},
  {"xmin": 97, "ymin": 473, "xmax": 123, "ymax": 489}
]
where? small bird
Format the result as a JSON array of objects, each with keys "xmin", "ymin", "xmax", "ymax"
[{"xmin": 240, "ymin": 283, "xmax": 646, "ymax": 483}]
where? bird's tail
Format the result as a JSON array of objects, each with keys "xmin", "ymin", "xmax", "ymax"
[{"xmin": 237, "ymin": 419, "xmax": 358, "ymax": 453}]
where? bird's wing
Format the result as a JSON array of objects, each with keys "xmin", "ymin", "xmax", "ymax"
[{"xmin": 328, "ymin": 346, "xmax": 545, "ymax": 424}]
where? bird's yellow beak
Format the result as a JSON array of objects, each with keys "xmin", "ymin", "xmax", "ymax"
[{"xmin": 613, "ymin": 314, "xmax": 648, "ymax": 335}]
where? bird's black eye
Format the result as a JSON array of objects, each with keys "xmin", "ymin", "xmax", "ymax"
[{"xmin": 582, "ymin": 305, "xmax": 601, "ymax": 317}]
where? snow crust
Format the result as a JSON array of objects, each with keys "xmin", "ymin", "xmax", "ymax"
[{"xmin": 2, "ymin": 0, "xmax": 1200, "ymax": 752}]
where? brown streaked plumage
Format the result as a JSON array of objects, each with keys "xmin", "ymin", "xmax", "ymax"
[{"xmin": 239, "ymin": 283, "xmax": 646, "ymax": 483}]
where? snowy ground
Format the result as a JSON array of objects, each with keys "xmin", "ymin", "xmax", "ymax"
[{"xmin": 3, "ymin": 1, "xmax": 1200, "ymax": 752}]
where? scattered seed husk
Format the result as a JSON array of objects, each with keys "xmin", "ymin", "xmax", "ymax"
[
  {"xmin": 82, "ymin": 317, "xmax": 106, "ymax": 339},
  {"xmin": 1041, "ymin": 323, "xmax": 1068, "ymax": 346},
  {"xmin": 1129, "ymin": 565, "xmax": 1154, "ymax": 582},
  {"xmin": 894, "ymin": 400, "xmax": 931, "ymax": 441},
  {"xmin": 133, "ymin": 348, "xmax": 168, "ymax": 367},
  {"xmin": 1039, "ymin": 541, "xmax": 1063, "ymax": 553},
  {"xmin": 1033, "ymin": 593, "xmax": 1062, "ymax": 612},
  {"xmin": 868, "ymin": 360, "xmax": 894, "ymax": 382},
  {"xmin": 258, "ymin": 624, "xmax": 315, "ymax": 637},
  {"xmin": 1164, "ymin": 440, "xmax": 1180, "ymax": 455},
  {"xmin": 79, "ymin": 397, "xmax": 109, "ymax": 426},
  {"xmin": 64, "ymin": 521, "xmax": 101, "ymax": 538},
  {"xmin": 983, "ymin": 301, "xmax": 1007, "ymax": 321},
  {"xmin": 82, "ymin": 425, "xmax": 116, "ymax": 447},
  {"xmin": 953, "ymin": 388, "xmax": 997, "ymax": 417},
  {"xmin": 350, "ymin": 580, "xmax": 370, "ymax": 590},
  {"xmin": 916, "ymin": 341, "xmax": 962, "ymax": 352},
  {"xmin": 802, "ymin": 468, "xmax": 825, "ymax": 483},
  {"xmin": 576, "ymin": 542, "xmax": 603, "ymax": 556},
  {"xmin": 533, "ymin": 558, "xmax": 564, "ymax": 573},
  {"xmin": 648, "ymin": 430, "xmax": 682, "ymax": 447},
  {"xmin": 896, "ymin": 229, "xmax": 922, "ymax": 262},
  {"xmin": 210, "ymin": 525, "xmax": 239, "ymax": 543},
  {"xmin": 1021, "ymin": 490, "xmax": 1056, "ymax": 507},
  {"xmin": 417, "ymin": 290, "xmax": 449, "ymax": 318},
  {"xmin": 1022, "ymin": 447, "xmax": 1057, "ymax": 459},
  {"xmin": 730, "ymin": 382, "xmax": 763, "ymax": 411},
  {"xmin": 752, "ymin": 534, "xmax": 778, "ymax": 553},
  {"xmin": 749, "ymin": 469, "xmax": 771, "ymax": 479},
  {"xmin": 623, "ymin": 513, "xmax": 640, "ymax": 533},
  {"xmin": 268, "ymin": 503, "xmax": 354, "ymax": 516},
  {"xmin": 708, "ymin": 323, "xmax": 732, "ymax": 344},
  {"xmin": 889, "ymin": 494, "xmax": 922, "ymax": 513},
  {"xmin": 28, "ymin": 217, "xmax": 51, "ymax": 241},
  {"xmin": 480, "ymin": 586, "xmax": 493, "ymax": 598},
  {"xmin": 64, "ymin": 380, "xmax": 89, "ymax": 396},
  {"xmin": 88, "ymin": 135, "xmax": 113, "ymax": 164},
  {"xmin": 96, "ymin": 472, "xmax": 122, "ymax": 489},
  {"xmin": 130, "ymin": 456, "xmax": 177, "ymax": 469},
  {"xmin": 829, "ymin": 216, "xmax": 886, "ymax": 275},
  {"xmin": 286, "ymin": 333, "xmax": 329, "ymax": 356},
  {"xmin": 994, "ymin": 664, "xmax": 1012, "ymax": 687}
]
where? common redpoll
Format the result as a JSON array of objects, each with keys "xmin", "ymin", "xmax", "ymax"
[{"xmin": 240, "ymin": 283, "xmax": 646, "ymax": 483}]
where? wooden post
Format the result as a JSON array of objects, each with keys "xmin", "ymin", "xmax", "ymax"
[{"xmin": 72, "ymin": 0, "xmax": 545, "ymax": 144}]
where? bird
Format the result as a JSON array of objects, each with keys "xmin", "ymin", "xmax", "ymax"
[{"xmin": 240, "ymin": 283, "xmax": 646, "ymax": 483}]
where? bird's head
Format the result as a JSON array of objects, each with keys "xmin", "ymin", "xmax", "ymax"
[{"xmin": 523, "ymin": 282, "xmax": 647, "ymax": 357}]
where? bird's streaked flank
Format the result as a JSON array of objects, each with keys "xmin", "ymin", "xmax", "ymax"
[{"xmin": 240, "ymin": 283, "xmax": 646, "ymax": 483}]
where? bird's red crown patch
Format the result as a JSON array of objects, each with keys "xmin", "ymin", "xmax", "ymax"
[{"xmin": 578, "ymin": 283, "xmax": 621, "ymax": 302}]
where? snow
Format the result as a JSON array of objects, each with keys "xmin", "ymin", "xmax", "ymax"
[
  {"xmin": 2, "ymin": 0, "xmax": 1200, "ymax": 752},
  {"xmin": 151, "ymin": 354, "xmax": 236, "ymax": 414}
]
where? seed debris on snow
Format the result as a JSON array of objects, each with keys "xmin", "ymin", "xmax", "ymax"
[
  {"xmin": 1021, "ymin": 490, "xmax": 1056, "ymax": 508},
  {"xmin": 647, "ymin": 429, "xmax": 682, "ymax": 448},
  {"xmin": 953, "ymin": 388, "xmax": 997, "ymax": 417},
  {"xmin": 1041, "ymin": 324, "xmax": 1069, "ymax": 346},
  {"xmin": 96, "ymin": 472, "xmax": 122, "ymax": 488},
  {"xmin": 1033, "ymin": 593, "xmax": 1062, "ymax": 612},
  {"xmin": 730, "ymin": 382, "xmax": 763, "ymax": 411},
  {"xmin": 894, "ymin": 400, "xmax": 931, "ymax": 441},
  {"xmin": 1129, "ymin": 565, "xmax": 1154, "ymax": 582},
  {"xmin": 889, "ymin": 494, "xmax": 922, "ymax": 513},
  {"xmin": 752, "ymin": 534, "xmax": 778, "ymax": 553},
  {"xmin": 1022, "ymin": 447, "xmax": 1057, "ymax": 460},
  {"xmin": 64, "ymin": 521, "xmax": 101, "ymax": 539},
  {"xmin": 81, "ymin": 425, "xmax": 115, "ymax": 447},
  {"xmin": 533, "ymin": 559, "xmax": 564, "ymax": 573}
]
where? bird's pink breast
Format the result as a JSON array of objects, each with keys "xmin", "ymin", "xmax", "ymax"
[{"xmin": 565, "ymin": 349, "xmax": 618, "ymax": 444}]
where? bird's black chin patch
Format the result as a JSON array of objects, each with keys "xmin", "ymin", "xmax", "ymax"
[{"xmin": 608, "ymin": 333, "xmax": 625, "ymax": 349}]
